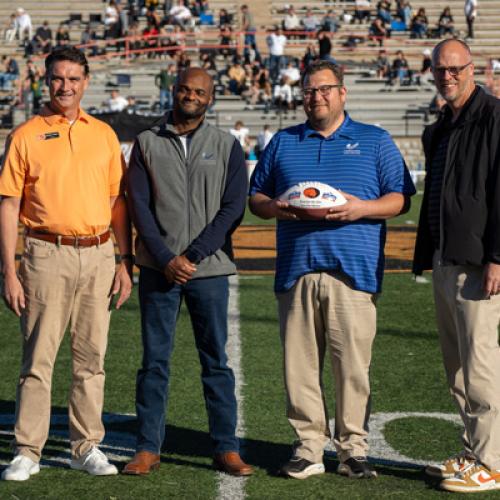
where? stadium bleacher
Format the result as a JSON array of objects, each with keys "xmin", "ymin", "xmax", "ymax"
[{"xmin": 0, "ymin": 0, "xmax": 499, "ymax": 169}]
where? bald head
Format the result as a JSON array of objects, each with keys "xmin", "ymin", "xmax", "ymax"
[
  {"xmin": 173, "ymin": 66, "xmax": 214, "ymax": 123},
  {"xmin": 176, "ymin": 67, "xmax": 214, "ymax": 95},
  {"xmin": 432, "ymin": 39, "xmax": 472, "ymax": 67}
]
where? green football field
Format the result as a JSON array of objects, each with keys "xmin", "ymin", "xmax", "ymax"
[{"xmin": 0, "ymin": 272, "xmax": 497, "ymax": 499}]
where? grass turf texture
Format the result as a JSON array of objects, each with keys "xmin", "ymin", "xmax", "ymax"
[{"xmin": 1, "ymin": 272, "xmax": 497, "ymax": 499}]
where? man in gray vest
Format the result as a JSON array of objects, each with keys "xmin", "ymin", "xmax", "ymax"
[{"xmin": 123, "ymin": 68, "xmax": 252, "ymax": 477}]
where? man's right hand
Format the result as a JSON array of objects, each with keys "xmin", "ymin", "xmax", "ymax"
[
  {"xmin": 268, "ymin": 199, "xmax": 298, "ymax": 220},
  {"xmin": 164, "ymin": 255, "xmax": 197, "ymax": 285},
  {"xmin": 3, "ymin": 272, "xmax": 25, "ymax": 317}
]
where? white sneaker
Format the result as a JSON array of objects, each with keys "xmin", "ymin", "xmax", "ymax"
[
  {"xmin": 70, "ymin": 447, "xmax": 118, "ymax": 476},
  {"xmin": 2, "ymin": 455, "xmax": 40, "ymax": 481}
]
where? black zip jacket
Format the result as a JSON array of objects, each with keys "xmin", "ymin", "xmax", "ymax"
[{"xmin": 413, "ymin": 86, "xmax": 500, "ymax": 274}]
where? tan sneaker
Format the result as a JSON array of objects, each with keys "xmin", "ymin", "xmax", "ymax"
[
  {"xmin": 440, "ymin": 462, "xmax": 500, "ymax": 493},
  {"xmin": 425, "ymin": 451, "xmax": 475, "ymax": 479}
]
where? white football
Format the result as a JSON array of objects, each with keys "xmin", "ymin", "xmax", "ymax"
[{"xmin": 279, "ymin": 181, "xmax": 346, "ymax": 220}]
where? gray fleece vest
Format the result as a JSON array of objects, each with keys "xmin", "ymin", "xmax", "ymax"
[{"xmin": 134, "ymin": 117, "xmax": 238, "ymax": 278}]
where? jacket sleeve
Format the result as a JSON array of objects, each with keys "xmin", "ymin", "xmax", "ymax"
[
  {"xmin": 183, "ymin": 140, "xmax": 248, "ymax": 264},
  {"xmin": 485, "ymin": 111, "xmax": 500, "ymax": 264},
  {"xmin": 126, "ymin": 139, "xmax": 176, "ymax": 269}
]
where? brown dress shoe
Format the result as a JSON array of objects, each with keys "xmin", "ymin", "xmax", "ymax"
[
  {"xmin": 213, "ymin": 452, "xmax": 253, "ymax": 476},
  {"xmin": 122, "ymin": 451, "xmax": 160, "ymax": 475}
]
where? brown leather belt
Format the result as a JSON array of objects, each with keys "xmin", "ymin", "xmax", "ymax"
[{"xmin": 26, "ymin": 229, "xmax": 111, "ymax": 247}]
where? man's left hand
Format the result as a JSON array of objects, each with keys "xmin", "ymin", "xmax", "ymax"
[
  {"xmin": 111, "ymin": 261, "xmax": 133, "ymax": 309},
  {"xmin": 325, "ymin": 192, "xmax": 368, "ymax": 222},
  {"xmin": 483, "ymin": 262, "xmax": 500, "ymax": 297}
]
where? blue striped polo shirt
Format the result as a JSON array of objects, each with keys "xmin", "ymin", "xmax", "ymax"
[{"xmin": 249, "ymin": 113, "xmax": 416, "ymax": 293}]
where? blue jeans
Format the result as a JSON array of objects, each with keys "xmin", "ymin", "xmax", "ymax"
[
  {"xmin": 244, "ymin": 31, "xmax": 261, "ymax": 62},
  {"xmin": 159, "ymin": 88, "xmax": 172, "ymax": 110},
  {"xmin": 135, "ymin": 267, "xmax": 238, "ymax": 454},
  {"xmin": 269, "ymin": 54, "xmax": 284, "ymax": 82}
]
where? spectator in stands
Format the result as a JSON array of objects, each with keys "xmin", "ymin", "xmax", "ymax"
[
  {"xmin": 353, "ymin": 0, "xmax": 371, "ymax": 24},
  {"xmin": 28, "ymin": 21, "xmax": 52, "ymax": 57},
  {"xmin": 24, "ymin": 62, "xmax": 44, "ymax": 114},
  {"xmin": 301, "ymin": 43, "xmax": 317, "ymax": 69},
  {"xmin": 255, "ymin": 124, "xmax": 274, "ymax": 158},
  {"xmin": 282, "ymin": 5, "xmax": 302, "ymax": 39},
  {"xmin": 227, "ymin": 60, "xmax": 246, "ymax": 95},
  {"xmin": 390, "ymin": 49, "xmax": 411, "ymax": 85},
  {"xmin": 126, "ymin": 95, "xmax": 138, "ymax": 112},
  {"xmin": 266, "ymin": 26, "xmax": 287, "ymax": 82},
  {"xmin": 119, "ymin": 2, "xmax": 129, "ymax": 35},
  {"xmin": 411, "ymin": 7, "xmax": 428, "ymax": 38},
  {"xmin": 280, "ymin": 60, "xmax": 301, "ymax": 86},
  {"xmin": 369, "ymin": 17, "xmax": 389, "ymax": 46},
  {"xmin": 438, "ymin": 7, "xmax": 455, "ymax": 37},
  {"xmin": 302, "ymin": 8, "xmax": 320, "ymax": 36},
  {"xmin": 0, "ymin": 56, "xmax": 19, "ymax": 91},
  {"xmin": 244, "ymin": 66, "xmax": 272, "ymax": 110},
  {"xmin": 375, "ymin": 49, "xmax": 390, "ymax": 79},
  {"xmin": 464, "ymin": 0, "xmax": 477, "ymax": 39},
  {"xmin": 200, "ymin": 52, "xmax": 217, "ymax": 71},
  {"xmin": 230, "ymin": 120, "xmax": 251, "ymax": 157},
  {"xmin": 218, "ymin": 8, "xmax": 232, "ymax": 27},
  {"xmin": 273, "ymin": 75, "xmax": 294, "ymax": 111},
  {"xmin": 396, "ymin": 0, "xmax": 412, "ymax": 27},
  {"xmin": 54, "ymin": 24, "xmax": 71, "ymax": 50},
  {"xmin": 80, "ymin": 26, "xmax": 99, "ymax": 56},
  {"xmin": 142, "ymin": 21, "xmax": 160, "ymax": 56},
  {"xmin": 317, "ymin": 30, "xmax": 335, "ymax": 62},
  {"xmin": 156, "ymin": 63, "xmax": 176, "ymax": 110},
  {"xmin": 321, "ymin": 10, "xmax": 340, "ymax": 33},
  {"xmin": 428, "ymin": 92, "xmax": 445, "ymax": 115},
  {"xmin": 176, "ymin": 50, "xmax": 191, "ymax": 70},
  {"xmin": 219, "ymin": 24, "xmax": 235, "ymax": 60},
  {"xmin": 4, "ymin": 13, "xmax": 17, "ymax": 42},
  {"xmin": 377, "ymin": 0, "xmax": 392, "ymax": 24},
  {"xmin": 241, "ymin": 5, "xmax": 261, "ymax": 64},
  {"xmin": 103, "ymin": 89, "xmax": 129, "ymax": 112},
  {"xmin": 146, "ymin": 5, "xmax": 161, "ymax": 29},
  {"xmin": 169, "ymin": 1, "xmax": 193, "ymax": 30},
  {"xmin": 104, "ymin": 0, "xmax": 121, "ymax": 39},
  {"xmin": 417, "ymin": 48, "xmax": 433, "ymax": 85},
  {"xmin": 15, "ymin": 7, "xmax": 33, "ymax": 41}
]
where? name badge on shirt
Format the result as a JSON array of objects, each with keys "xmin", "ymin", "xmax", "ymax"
[{"xmin": 37, "ymin": 132, "xmax": 60, "ymax": 141}]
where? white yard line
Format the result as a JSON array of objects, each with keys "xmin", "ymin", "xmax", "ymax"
[{"xmin": 216, "ymin": 275, "xmax": 247, "ymax": 500}]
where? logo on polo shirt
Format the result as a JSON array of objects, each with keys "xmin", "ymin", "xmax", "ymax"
[
  {"xmin": 344, "ymin": 142, "xmax": 360, "ymax": 155},
  {"xmin": 36, "ymin": 132, "xmax": 60, "ymax": 141},
  {"xmin": 202, "ymin": 151, "xmax": 215, "ymax": 160}
]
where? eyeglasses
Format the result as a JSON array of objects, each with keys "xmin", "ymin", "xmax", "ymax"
[
  {"xmin": 302, "ymin": 84, "xmax": 343, "ymax": 98},
  {"xmin": 432, "ymin": 62, "xmax": 472, "ymax": 77}
]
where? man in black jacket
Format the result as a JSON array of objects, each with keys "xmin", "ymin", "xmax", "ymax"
[{"xmin": 413, "ymin": 39, "xmax": 500, "ymax": 493}]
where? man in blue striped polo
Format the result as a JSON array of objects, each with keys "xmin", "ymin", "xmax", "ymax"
[{"xmin": 249, "ymin": 60, "xmax": 415, "ymax": 480}]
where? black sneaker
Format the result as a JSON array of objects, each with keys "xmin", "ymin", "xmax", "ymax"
[
  {"xmin": 279, "ymin": 456, "xmax": 325, "ymax": 479},
  {"xmin": 337, "ymin": 457, "xmax": 377, "ymax": 479}
]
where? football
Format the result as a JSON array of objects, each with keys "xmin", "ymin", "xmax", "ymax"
[{"xmin": 279, "ymin": 181, "xmax": 347, "ymax": 220}]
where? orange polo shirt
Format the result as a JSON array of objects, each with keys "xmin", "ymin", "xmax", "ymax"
[{"xmin": 0, "ymin": 106, "xmax": 125, "ymax": 236}]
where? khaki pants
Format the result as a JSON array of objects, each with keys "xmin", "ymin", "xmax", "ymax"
[
  {"xmin": 15, "ymin": 236, "xmax": 116, "ymax": 462},
  {"xmin": 277, "ymin": 271, "xmax": 377, "ymax": 463},
  {"xmin": 432, "ymin": 253, "xmax": 500, "ymax": 470}
]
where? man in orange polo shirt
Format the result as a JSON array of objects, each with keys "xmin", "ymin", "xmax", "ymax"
[{"xmin": 0, "ymin": 46, "xmax": 133, "ymax": 481}]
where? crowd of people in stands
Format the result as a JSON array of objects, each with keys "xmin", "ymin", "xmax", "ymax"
[{"xmin": 0, "ymin": 0, "xmax": 484, "ymax": 132}]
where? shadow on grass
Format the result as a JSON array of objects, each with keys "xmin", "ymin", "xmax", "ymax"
[{"xmin": 0, "ymin": 401, "xmax": 435, "ymax": 484}]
